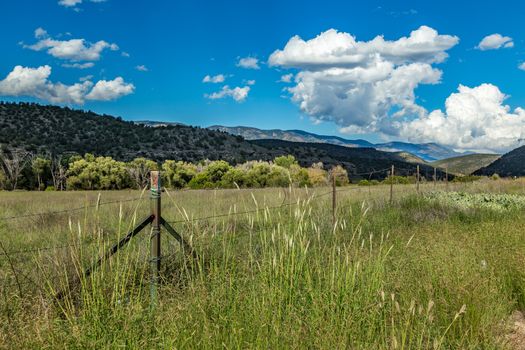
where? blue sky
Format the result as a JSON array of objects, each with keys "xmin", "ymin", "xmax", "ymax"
[{"xmin": 1, "ymin": 0, "xmax": 525, "ymax": 153}]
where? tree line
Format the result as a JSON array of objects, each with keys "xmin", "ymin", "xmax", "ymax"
[{"xmin": 0, "ymin": 149, "xmax": 351, "ymax": 191}]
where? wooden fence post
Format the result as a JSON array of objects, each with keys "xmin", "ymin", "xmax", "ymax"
[
  {"xmin": 150, "ymin": 171, "xmax": 161, "ymax": 305},
  {"xmin": 445, "ymin": 167, "xmax": 449, "ymax": 191},
  {"xmin": 390, "ymin": 165, "xmax": 394, "ymax": 204},
  {"xmin": 332, "ymin": 170, "xmax": 336, "ymax": 227},
  {"xmin": 416, "ymin": 165, "xmax": 420, "ymax": 194}
]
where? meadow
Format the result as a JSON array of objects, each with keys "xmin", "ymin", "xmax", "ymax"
[{"xmin": 2, "ymin": 179, "xmax": 525, "ymax": 349}]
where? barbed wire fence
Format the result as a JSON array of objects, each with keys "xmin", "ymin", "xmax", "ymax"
[{"xmin": 0, "ymin": 166, "xmax": 451, "ymax": 297}]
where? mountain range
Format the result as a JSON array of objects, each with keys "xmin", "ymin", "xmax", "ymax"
[{"xmin": 208, "ymin": 126, "xmax": 469, "ymax": 161}]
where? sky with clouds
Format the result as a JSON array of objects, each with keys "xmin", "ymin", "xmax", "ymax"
[{"xmin": 1, "ymin": 0, "xmax": 525, "ymax": 153}]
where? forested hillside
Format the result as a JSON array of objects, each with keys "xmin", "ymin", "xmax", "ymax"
[
  {"xmin": 0, "ymin": 102, "xmax": 448, "ymax": 185},
  {"xmin": 0, "ymin": 102, "xmax": 262, "ymax": 163},
  {"xmin": 474, "ymin": 146, "xmax": 525, "ymax": 177}
]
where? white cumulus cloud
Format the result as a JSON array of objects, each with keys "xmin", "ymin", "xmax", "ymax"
[
  {"xmin": 237, "ymin": 56, "xmax": 260, "ymax": 69},
  {"xmin": 269, "ymin": 26, "xmax": 457, "ymax": 134},
  {"xmin": 203, "ymin": 74, "xmax": 225, "ymax": 83},
  {"xmin": 399, "ymin": 84, "xmax": 525, "ymax": 153},
  {"xmin": 0, "ymin": 65, "xmax": 134, "ymax": 104},
  {"xmin": 477, "ymin": 34, "xmax": 514, "ymax": 50},
  {"xmin": 519, "ymin": 62, "xmax": 525, "ymax": 71},
  {"xmin": 24, "ymin": 28, "xmax": 118, "ymax": 62},
  {"xmin": 269, "ymin": 26, "xmax": 458, "ymax": 69},
  {"xmin": 135, "ymin": 65, "xmax": 148, "ymax": 72},
  {"xmin": 86, "ymin": 77, "xmax": 135, "ymax": 101},
  {"xmin": 206, "ymin": 85, "xmax": 250, "ymax": 102}
]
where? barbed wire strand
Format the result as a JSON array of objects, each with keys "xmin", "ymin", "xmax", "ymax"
[{"xmin": 0, "ymin": 196, "xmax": 146, "ymax": 222}]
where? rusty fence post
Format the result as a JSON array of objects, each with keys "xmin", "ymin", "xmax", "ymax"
[{"xmin": 150, "ymin": 171, "xmax": 161, "ymax": 305}]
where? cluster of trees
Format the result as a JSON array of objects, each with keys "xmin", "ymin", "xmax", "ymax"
[{"xmin": 0, "ymin": 150, "xmax": 349, "ymax": 191}]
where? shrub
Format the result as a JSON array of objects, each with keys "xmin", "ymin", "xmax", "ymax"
[
  {"xmin": 382, "ymin": 175, "xmax": 411, "ymax": 185},
  {"xmin": 66, "ymin": 155, "xmax": 131, "ymax": 190},
  {"xmin": 452, "ymin": 175, "xmax": 483, "ymax": 183},
  {"xmin": 162, "ymin": 160, "xmax": 197, "ymax": 188},
  {"xmin": 331, "ymin": 165, "xmax": 349, "ymax": 186},
  {"xmin": 221, "ymin": 168, "xmax": 249, "ymax": 188},
  {"xmin": 268, "ymin": 165, "xmax": 291, "ymax": 187},
  {"xmin": 274, "ymin": 155, "xmax": 298, "ymax": 169},
  {"xmin": 246, "ymin": 162, "xmax": 272, "ymax": 187},
  {"xmin": 307, "ymin": 167, "xmax": 329, "ymax": 186}
]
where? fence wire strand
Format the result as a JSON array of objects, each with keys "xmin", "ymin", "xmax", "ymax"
[{"xmin": 0, "ymin": 196, "xmax": 146, "ymax": 222}]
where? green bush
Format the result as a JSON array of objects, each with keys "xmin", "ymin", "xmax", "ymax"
[
  {"xmin": 452, "ymin": 175, "xmax": 483, "ymax": 183},
  {"xmin": 382, "ymin": 175, "xmax": 411, "ymax": 185},
  {"xmin": 66, "ymin": 154, "xmax": 131, "ymax": 190},
  {"xmin": 246, "ymin": 162, "xmax": 272, "ymax": 187},
  {"xmin": 162, "ymin": 160, "xmax": 197, "ymax": 188},
  {"xmin": 220, "ymin": 168, "xmax": 249, "ymax": 188},
  {"xmin": 274, "ymin": 155, "xmax": 298, "ymax": 169}
]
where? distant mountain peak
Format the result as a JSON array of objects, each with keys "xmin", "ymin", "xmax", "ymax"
[{"xmin": 208, "ymin": 125, "xmax": 467, "ymax": 161}]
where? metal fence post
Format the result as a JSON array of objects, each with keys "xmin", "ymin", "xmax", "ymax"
[{"xmin": 150, "ymin": 171, "xmax": 161, "ymax": 305}]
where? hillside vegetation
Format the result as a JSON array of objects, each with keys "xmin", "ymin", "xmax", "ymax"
[
  {"xmin": 432, "ymin": 154, "xmax": 501, "ymax": 175},
  {"xmin": 252, "ymin": 139, "xmax": 446, "ymax": 180},
  {"xmin": 0, "ymin": 102, "xmax": 447, "ymax": 182},
  {"xmin": 474, "ymin": 146, "xmax": 525, "ymax": 177},
  {"xmin": 0, "ymin": 102, "xmax": 262, "ymax": 163}
]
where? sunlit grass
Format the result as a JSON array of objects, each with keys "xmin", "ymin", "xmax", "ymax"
[{"xmin": 1, "ymin": 179, "xmax": 525, "ymax": 348}]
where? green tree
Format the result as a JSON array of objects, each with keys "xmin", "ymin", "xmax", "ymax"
[
  {"xmin": 274, "ymin": 155, "xmax": 298, "ymax": 169},
  {"xmin": 267, "ymin": 165, "xmax": 290, "ymax": 187},
  {"xmin": 290, "ymin": 164, "xmax": 311, "ymax": 187},
  {"xmin": 162, "ymin": 160, "xmax": 197, "ymax": 188},
  {"xmin": 246, "ymin": 162, "xmax": 272, "ymax": 187},
  {"xmin": 307, "ymin": 164, "xmax": 329, "ymax": 187},
  {"xmin": 67, "ymin": 154, "xmax": 131, "ymax": 190},
  {"xmin": 0, "ymin": 168, "xmax": 6, "ymax": 190},
  {"xmin": 31, "ymin": 156, "xmax": 51, "ymax": 191},
  {"xmin": 331, "ymin": 165, "xmax": 350, "ymax": 186},
  {"xmin": 206, "ymin": 160, "xmax": 232, "ymax": 183},
  {"xmin": 221, "ymin": 167, "xmax": 248, "ymax": 188},
  {"xmin": 127, "ymin": 157, "xmax": 158, "ymax": 189}
]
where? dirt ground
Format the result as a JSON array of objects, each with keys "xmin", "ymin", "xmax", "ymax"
[{"xmin": 505, "ymin": 311, "xmax": 525, "ymax": 349}]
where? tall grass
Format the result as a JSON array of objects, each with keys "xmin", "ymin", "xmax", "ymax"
[{"xmin": 1, "ymin": 181, "xmax": 525, "ymax": 348}]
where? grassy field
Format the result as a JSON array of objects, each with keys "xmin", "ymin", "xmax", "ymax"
[{"xmin": 2, "ymin": 179, "xmax": 525, "ymax": 348}]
